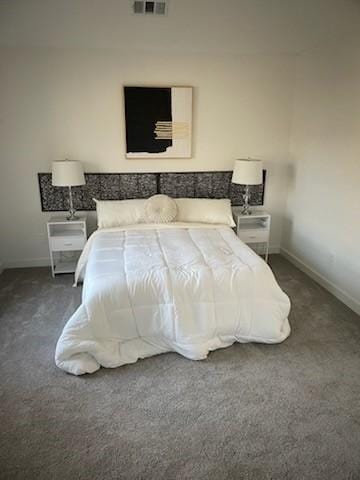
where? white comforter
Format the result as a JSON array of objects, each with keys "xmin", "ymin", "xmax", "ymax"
[{"xmin": 55, "ymin": 224, "xmax": 291, "ymax": 375}]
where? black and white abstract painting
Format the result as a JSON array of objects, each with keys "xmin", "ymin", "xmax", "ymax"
[{"xmin": 124, "ymin": 86, "xmax": 192, "ymax": 158}]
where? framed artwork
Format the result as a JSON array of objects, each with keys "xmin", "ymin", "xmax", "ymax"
[{"xmin": 124, "ymin": 86, "xmax": 192, "ymax": 158}]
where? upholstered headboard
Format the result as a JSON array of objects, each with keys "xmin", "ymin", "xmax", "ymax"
[{"xmin": 38, "ymin": 170, "xmax": 266, "ymax": 212}]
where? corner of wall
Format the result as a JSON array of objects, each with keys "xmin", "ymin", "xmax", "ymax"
[{"xmin": 279, "ymin": 35, "xmax": 360, "ymax": 317}]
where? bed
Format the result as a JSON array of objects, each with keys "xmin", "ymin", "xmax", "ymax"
[{"xmin": 55, "ymin": 199, "xmax": 291, "ymax": 375}]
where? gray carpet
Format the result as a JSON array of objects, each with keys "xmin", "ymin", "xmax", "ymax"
[{"xmin": 0, "ymin": 255, "xmax": 359, "ymax": 480}]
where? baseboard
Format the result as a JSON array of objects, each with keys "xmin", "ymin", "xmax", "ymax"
[
  {"xmin": 281, "ymin": 247, "xmax": 360, "ymax": 316},
  {"xmin": 4, "ymin": 257, "xmax": 51, "ymax": 269}
]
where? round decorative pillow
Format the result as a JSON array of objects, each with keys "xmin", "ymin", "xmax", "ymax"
[{"xmin": 144, "ymin": 194, "xmax": 177, "ymax": 223}]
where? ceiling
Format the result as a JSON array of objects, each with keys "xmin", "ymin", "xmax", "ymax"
[{"xmin": 0, "ymin": 0, "xmax": 359, "ymax": 54}]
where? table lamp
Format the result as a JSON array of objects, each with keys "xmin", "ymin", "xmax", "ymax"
[
  {"xmin": 232, "ymin": 158, "xmax": 263, "ymax": 215},
  {"xmin": 52, "ymin": 159, "xmax": 85, "ymax": 220}
]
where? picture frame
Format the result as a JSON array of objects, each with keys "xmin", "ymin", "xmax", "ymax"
[{"xmin": 124, "ymin": 86, "xmax": 193, "ymax": 159}]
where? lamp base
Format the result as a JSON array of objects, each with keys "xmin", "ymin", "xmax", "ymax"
[
  {"xmin": 66, "ymin": 209, "xmax": 78, "ymax": 221},
  {"xmin": 241, "ymin": 206, "xmax": 252, "ymax": 215}
]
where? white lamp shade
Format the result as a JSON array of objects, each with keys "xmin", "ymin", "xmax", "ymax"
[
  {"xmin": 52, "ymin": 160, "xmax": 85, "ymax": 187},
  {"xmin": 232, "ymin": 159, "xmax": 263, "ymax": 185}
]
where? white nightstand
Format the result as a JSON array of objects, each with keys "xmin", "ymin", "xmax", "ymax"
[
  {"xmin": 232, "ymin": 209, "xmax": 271, "ymax": 262},
  {"xmin": 47, "ymin": 216, "xmax": 87, "ymax": 277}
]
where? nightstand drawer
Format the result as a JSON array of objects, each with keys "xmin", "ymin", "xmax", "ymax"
[
  {"xmin": 238, "ymin": 230, "xmax": 269, "ymax": 244},
  {"xmin": 50, "ymin": 236, "xmax": 86, "ymax": 252}
]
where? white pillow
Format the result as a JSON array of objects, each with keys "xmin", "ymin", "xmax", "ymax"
[
  {"xmin": 144, "ymin": 195, "xmax": 177, "ymax": 223},
  {"xmin": 93, "ymin": 199, "xmax": 146, "ymax": 229},
  {"xmin": 175, "ymin": 198, "xmax": 235, "ymax": 227}
]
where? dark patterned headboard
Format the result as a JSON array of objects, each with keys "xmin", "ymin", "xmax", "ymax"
[{"xmin": 38, "ymin": 170, "xmax": 266, "ymax": 212}]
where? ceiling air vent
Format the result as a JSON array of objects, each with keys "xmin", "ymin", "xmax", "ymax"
[{"xmin": 132, "ymin": 1, "xmax": 168, "ymax": 16}]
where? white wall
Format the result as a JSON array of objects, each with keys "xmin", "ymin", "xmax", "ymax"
[
  {"xmin": 0, "ymin": 47, "xmax": 295, "ymax": 266},
  {"xmin": 282, "ymin": 33, "xmax": 360, "ymax": 314}
]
